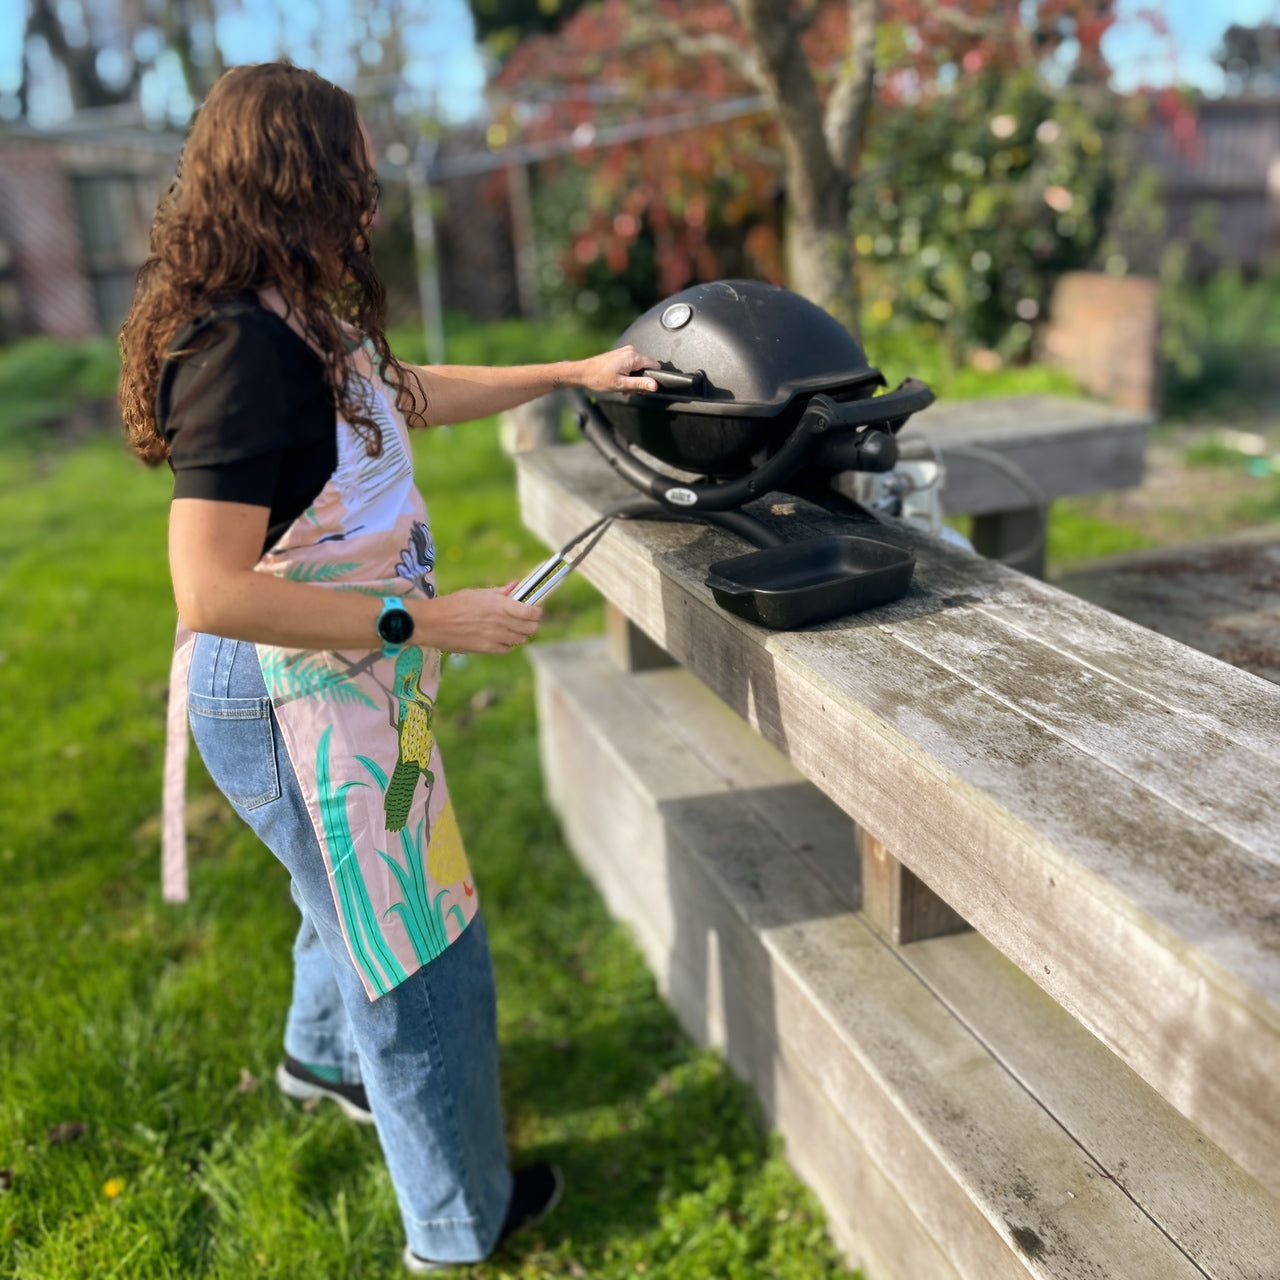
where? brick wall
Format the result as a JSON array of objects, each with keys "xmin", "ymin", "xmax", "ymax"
[
  {"xmin": 1040, "ymin": 271, "xmax": 1160, "ymax": 414},
  {"xmin": 0, "ymin": 139, "xmax": 98, "ymax": 340}
]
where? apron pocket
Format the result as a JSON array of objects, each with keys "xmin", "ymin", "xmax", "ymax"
[{"xmin": 187, "ymin": 692, "xmax": 282, "ymax": 810}]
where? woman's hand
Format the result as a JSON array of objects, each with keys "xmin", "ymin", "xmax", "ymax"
[
  {"xmin": 407, "ymin": 346, "xmax": 661, "ymax": 425},
  {"xmin": 572, "ymin": 344, "xmax": 660, "ymax": 395},
  {"xmin": 417, "ymin": 588, "xmax": 542, "ymax": 655}
]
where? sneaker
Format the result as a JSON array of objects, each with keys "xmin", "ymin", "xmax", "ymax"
[
  {"xmin": 403, "ymin": 1162, "xmax": 564, "ymax": 1274},
  {"xmin": 275, "ymin": 1055, "xmax": 374, "ymax": 1125}
]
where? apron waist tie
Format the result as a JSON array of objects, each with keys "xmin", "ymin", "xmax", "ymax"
[{"xmin": 162, "ymin": 622, "xmax": 195, "ymax": 903}]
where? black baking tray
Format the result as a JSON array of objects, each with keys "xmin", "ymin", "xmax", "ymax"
[{"xmin": 704, "ymin": 535, "xmax": 915, "ymax": 629}]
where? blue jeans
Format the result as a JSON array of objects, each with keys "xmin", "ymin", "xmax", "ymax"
[{"xmin": 186, "ymin": 631, "xmax": 512, "ymax": 1263}]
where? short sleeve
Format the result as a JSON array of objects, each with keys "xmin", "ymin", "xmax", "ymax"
[{"xmin": 161, "ymin": 310, "xmax": 292, "ymax": 507}]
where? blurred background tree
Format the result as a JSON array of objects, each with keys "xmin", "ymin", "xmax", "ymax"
[
  {"xmin": 490, "ymin": 0, "xmax": 1131, "ymax": 351},
  {"xmin": 1214, "ymin": 21, "xmax": 1280, "ymax": 95},
  {"xmin": 853, "ymin": 59, "xmax": 1131, "ymax": 364},
  {"xmin": 19, "ymin": 0, "xmax": 223, "ymax": 116},
  {"xmin": 3, "ymin": 0, "xmax": 1276, "ymax": 415},
  {"xmin": 467, "ymin": 0, "xmax": 590, "ymax": 60},
  {"xmin": 5, "ymin": 0, "xmax": 455, "ymax": 128},
  {"xmin": 490, "ymin": 0, "xmax": 788, "ymax": 321}
]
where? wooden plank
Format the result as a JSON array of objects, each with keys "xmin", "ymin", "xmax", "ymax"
[
  {"xmin": 899, "ymin": 533, "xmax": 1280, "ymax": 757},
  {"xmin": 909, "ymin": 394, "xmax": 1153, "ymax": 443},
  {"xmin": 516, "ymin": 444, "xmax": 1280, "ymax": 1193},
  {"xmin": 869, "ymin": 599, "xmax": 1280, "ymax": 858},
  {"xmin": 535, "ymin": 642, "xmax": 855, "ymax": 940},
  {"xmin": 533, "ymin": 642, "xmax": 1280, "ymax": 1279},
  {"xmin": 533, "ymin": 641, "xmax": 852, "ymax": 1063},
  {"xmin": 898, "ymin": 395, "xmax": 1150, "ymax": 515},
  {"xmin": 1055, "ymin": 528, "xmax": 1280, "ymax": 686},
  {"xmin": 901, "ymin": 931, "xmax": 1280, "ymax": 1280},
  {"xmin": 523, "ymin": 444, "xmax": 1280, "ymax": 757},
  {"xmin": 609, "ymin": 652, "xmax": 860, "ymax": 911},
  {"xmin": 654, "ymin": 933, "xmax": 972, "ymax": 1280},
  {"xmin": 766, "ymin": 1044, "xmax": 967, "ymax": 1280}
]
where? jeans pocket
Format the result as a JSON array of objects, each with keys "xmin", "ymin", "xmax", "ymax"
[{"xmin": 188, "ymin": 691, "xmax": 281, "ymax": 810}]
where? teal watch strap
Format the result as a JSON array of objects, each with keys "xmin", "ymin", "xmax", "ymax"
[{"xmin": 376, "ymin": 595, "xmax": 414, "ymax": 656}]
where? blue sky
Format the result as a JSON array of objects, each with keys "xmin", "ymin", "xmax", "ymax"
[
  {"xmin": 0, "ymin": 0, "xmax": 489, "ymax": 124},
  {"xmin": 1104, "ymin": 0, "xmax": 1280, "ymax": 92},
  {"xmin": 1, "ymin": 0, "xmax": 1278, "ymax": 127}
]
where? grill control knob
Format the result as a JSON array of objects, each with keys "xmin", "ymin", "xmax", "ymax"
[{"xmin": 660, "ymin": 302, "xmax": 693, "ymax": 330}]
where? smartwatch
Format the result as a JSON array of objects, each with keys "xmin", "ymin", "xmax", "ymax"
[{"xmin": 375, "ymin": 595, "xmax": 415, "ymax": 656}]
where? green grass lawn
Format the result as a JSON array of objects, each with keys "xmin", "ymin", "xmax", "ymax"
[
  {"xmin": 0, "ymin": 359, "xmax": 856, "ymax": 1278},
  {"xmin": 2, "ymin": 305, "xmax": 1202, "ymax": 1277}
]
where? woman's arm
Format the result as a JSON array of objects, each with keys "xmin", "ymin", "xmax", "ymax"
[
  {"xmin": 404, "ymin": 344, "xmax": 660, "ymax": 426},
  {"xmin": 169, "ymin": 498, "xmax": 539, "ymax": 655}
]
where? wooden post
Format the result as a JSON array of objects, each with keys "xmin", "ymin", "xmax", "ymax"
[
  {"xmin": 857, "ymin": 826, "xmax": 970, "ymax": 945},
  {"xmin": 605, "ymin": 602, "xmax": 676, "ymax": 673},
  {"xmin": 970, "ymin": 508, "xmax": 1046, "ymax": 579},
  {"xmin": 506, "ymin": 161, "xmax": 540, "ymax": 319},
  {"xmin": 407, "ymin": 137, "xmax": 446, "ymax": 366},
  {"xmin": 498, "ymin": 393, "xmax": 567, "ymax": 456}
]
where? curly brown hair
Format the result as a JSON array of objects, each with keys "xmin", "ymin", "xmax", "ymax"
[{"xmin": 119, "ymin": 61, "xmax": 426, "ymax": 466}]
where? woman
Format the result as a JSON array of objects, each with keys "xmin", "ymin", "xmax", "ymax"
[{"xmin": 118, "ymin": 61, "xmax": 658, "ymax": 1272}]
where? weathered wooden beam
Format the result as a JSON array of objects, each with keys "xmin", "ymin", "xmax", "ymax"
[
  {"xmin": 900, "ymin": 394, "xmax": 1150, "ymax": 515},
  {"xmin": 605, "ymin": 601, "xmax": 676, "ymax": 672},
  {"xmin": 857, "ymin": 827, "xmax": 970, "ymax": 945},
  {"xmin": 1055, "ymin": 526, "xmax": 1280, "ymax": 686},
  {"xmin": 970, "ymin": 507, "xmax": 1046, "ymax": 578},
  {"xmin": 515, "ymin": 443, "xmax": 1280, "ymax": 1194},
  {"xmin": 532, "ymin": 640, "xmax": 1280, "ymax": 1280}
]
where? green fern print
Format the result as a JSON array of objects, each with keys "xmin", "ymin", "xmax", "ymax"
[
  {"xmin": 316, "ymin": 728, "xmax": 405, "ymax": 995},
  {"xmin": 357, "ymin": 756, "xmax": 461, "ymax": 966},
  {"xmin": 260, "ymin": 650, "xmax": 378, "ymax": 708},
  {"xmin": 281, "ymin": 561, "xmax": 361, "ymax": 584}
]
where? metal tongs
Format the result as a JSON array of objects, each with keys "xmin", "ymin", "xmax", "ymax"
[{"xmin": 511, "ymin": 515, "xmax": 614, "ymax": 604}]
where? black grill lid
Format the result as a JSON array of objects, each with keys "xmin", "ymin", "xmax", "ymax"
[{"xmin": 598, "ymin": 279, "xmax": 885, "ymax": 419}]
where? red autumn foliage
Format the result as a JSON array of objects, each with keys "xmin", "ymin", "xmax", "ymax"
[{"xmin": 491, "ymin": 0, "xmax": 1122, "ymax": 299}]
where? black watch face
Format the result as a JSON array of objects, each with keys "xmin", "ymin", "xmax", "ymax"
[{"xmin": 379, "ymin": 607, "xmax": 414, "ymax": 645}]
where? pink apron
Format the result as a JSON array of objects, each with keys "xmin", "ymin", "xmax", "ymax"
[{"xmin": 163, "ymin": 341, "xmax": 478, "ymax": 999}]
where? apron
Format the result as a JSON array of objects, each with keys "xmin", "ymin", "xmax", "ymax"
[{"xmin": 162, "ymin": 340, "xmax": 478, "ymax": 999}]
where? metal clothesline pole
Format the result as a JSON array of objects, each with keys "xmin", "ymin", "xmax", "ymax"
[{"xmin": 406, "ymin": 133, "xmax": 447, "ymax": 366}]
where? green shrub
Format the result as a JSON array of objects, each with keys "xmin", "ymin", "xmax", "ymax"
[
  {"xmin": 392, "ymin": 312, "xmax": 611, "ymax": 367},
  {"xmin": 0, "ymin": 413, "xmax": 858, "ymax": 1280},
  {"xmin": 1159, "ymin": 262, "xmax": 1280, "ymax": 419},
  {"xmin": 0, "ymin": 335, "xmax": 120, "ymax": 442},
  {"xmin": 863, "ymin": 316, "xmax": 1080, "ymax": 400},
  {"xmin": 853, "ymin": 67, "xmax": 1129, "ymax": 363}
]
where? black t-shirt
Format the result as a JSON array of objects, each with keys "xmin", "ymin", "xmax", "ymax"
[{"xmin": 157, "ymin": 297, "xmax": 337, "ymax": 553}]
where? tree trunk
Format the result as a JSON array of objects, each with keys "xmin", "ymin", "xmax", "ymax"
[
  {"xmin": 28, "ymin": 0, "xmax": 127, "ymax": 112},
  {"xmin": 783, "ymin": 158, "xmax": 857, "ymax": 335},
  {"xmin": 736, "ymin": 0, "xmax": 879, "ymax": 337}
]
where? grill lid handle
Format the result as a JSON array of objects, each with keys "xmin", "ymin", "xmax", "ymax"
[
  {"xmin": 821, "ymin": 377, "xmax": 935, "ymax": 429},
  {"xmin": 649, "ymin": 368, "xmax": 707, "ymax": 395}
]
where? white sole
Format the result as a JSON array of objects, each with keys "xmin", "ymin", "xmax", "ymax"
[
  {"xmin": 402, "ymin": 1245, "xmax": 450, "ymax": 1273},
  {"xmin": 275, "ymin": 1062, "xmax": 375, "ymax": 1124}
]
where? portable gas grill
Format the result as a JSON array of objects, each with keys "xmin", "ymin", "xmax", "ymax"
[{"xmin": 533, "ymin": 279, "xmax": 937, "ymax": 628}]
